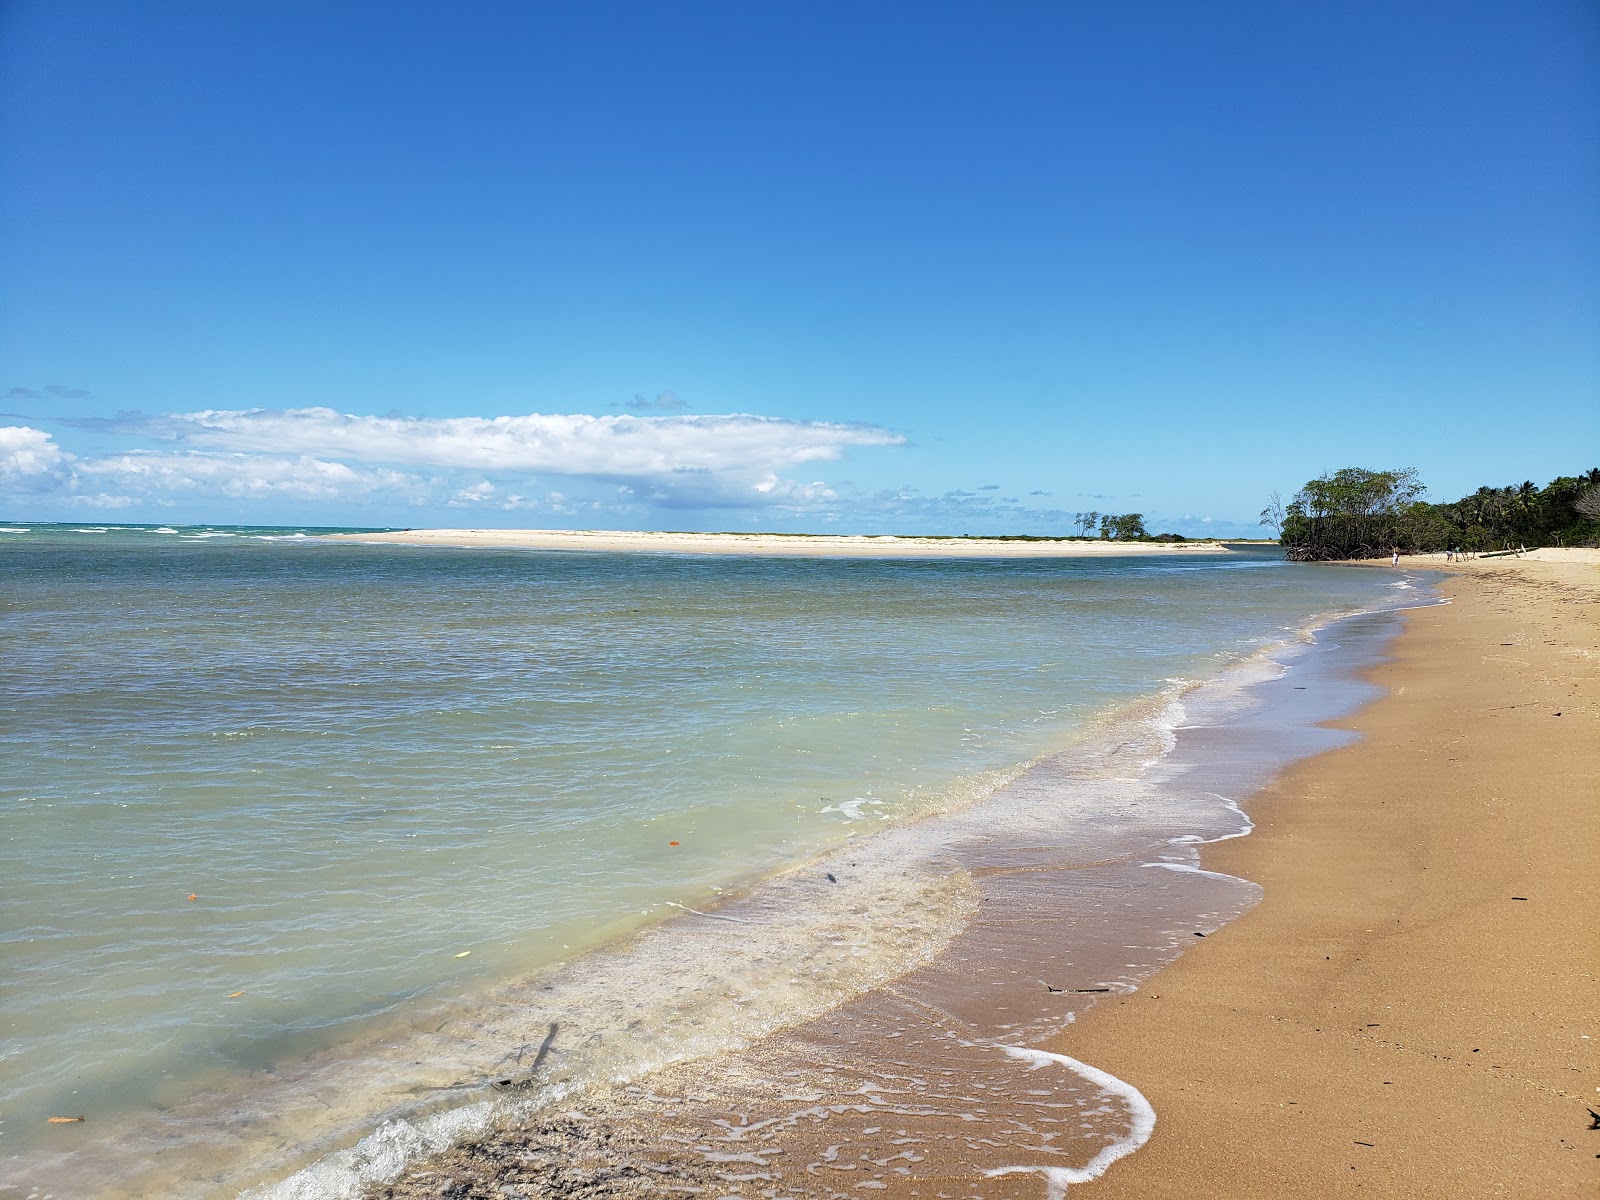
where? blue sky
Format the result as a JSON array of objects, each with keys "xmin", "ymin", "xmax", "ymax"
[{"xmin": 2, "ymin": 1, "xmax": 1595, "ymax": 535}]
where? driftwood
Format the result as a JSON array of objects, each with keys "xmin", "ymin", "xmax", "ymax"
[
  {"xmin": 491, "ymin": 1022, "xmax": 560, "ymax": 1092},
  {"xmin": 411, "ymin": 1022, "xmax": 560, "ymax": 1096}
]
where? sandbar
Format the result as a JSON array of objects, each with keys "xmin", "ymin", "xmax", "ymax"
[{"xmin": 327, "ymin": 528, "xmax": 1232, "ymax": 557}]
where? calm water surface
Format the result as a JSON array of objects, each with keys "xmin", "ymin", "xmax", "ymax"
[{"xmin": 0, "ymin": 525, "xmax": 1412, "ymax": 1193}]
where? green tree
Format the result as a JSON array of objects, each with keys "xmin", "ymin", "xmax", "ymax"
[
  {"xmin": 1099, "ymin": 512, "xmax": 1148, "ymax": 540},
  {"xmin": 1273, "ymin": 466, "xmax": 1600, "ymax": 559},
  {"xmin": 1278, "ymin": 468, "xmax": 1424, "ymax": 561}
]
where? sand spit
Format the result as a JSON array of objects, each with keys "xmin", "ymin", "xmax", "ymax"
[{"xmin": 327, "ymin": 528, "xmax": 1233, "ymax": 557}]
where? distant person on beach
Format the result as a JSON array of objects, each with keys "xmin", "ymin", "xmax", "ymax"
[{"xmin": 1392, "ymin": 547, "xmax": 1400, "ymax": 566}]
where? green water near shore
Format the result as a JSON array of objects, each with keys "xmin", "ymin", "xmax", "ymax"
[{"xmin": 0, "ymin": 523, "xmax": 1409, "ymax": 1191}]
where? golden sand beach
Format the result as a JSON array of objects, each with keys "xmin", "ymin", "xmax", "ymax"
[{"xmin": 1059, "ymin": 548, "xmax": 1600, "ymax": 1198}]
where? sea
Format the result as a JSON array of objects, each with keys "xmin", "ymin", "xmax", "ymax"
[{"xmin": 0, "ymin": 523, "xmax": 1431, "ymax": 1198}]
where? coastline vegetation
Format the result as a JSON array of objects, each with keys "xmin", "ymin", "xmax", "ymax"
[{"xmin": 1265, "ymin": 467, "xmax": 1600, "ymax": 561}]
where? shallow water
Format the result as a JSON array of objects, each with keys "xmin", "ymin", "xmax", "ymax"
[{"xmin": 0, "ymin": 525, "xmax": 1419, "ymax": 1195}]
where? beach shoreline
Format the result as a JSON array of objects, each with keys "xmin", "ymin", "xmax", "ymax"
[
  {"xmin": 334, "ymin": 569, "xmax": 1433, "ymax": 1199},
  {"xmin": 349, "ymin": 550, "xmax": 1597, "ymax": 1199},
  {"xmin": 17, "ymin": 545, "xmax": 1592, "ymax": 1199},
  {"xmin": 325, "ymin": 528, "xmax": 1235, "ymax": 557},
  {"xmin": 5, "ymin": 538, "xmax": 1342, "ymax": 1200},
  {"xmin": 1057, "ymin": 549, "xmax": 1600, "ymax": 1197}
]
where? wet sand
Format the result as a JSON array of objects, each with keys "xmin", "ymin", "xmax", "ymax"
[
  {"xmin": 328, "ymin": 528, "xmax": 1231, "ymax": 557},
  {"xmin": 356, "ymin": 550, "xmax": 1597, "ymax": 1199},
  {"xmin": 1060, "ymin": 549, "xmax": 1600, "ymax": 1197}
]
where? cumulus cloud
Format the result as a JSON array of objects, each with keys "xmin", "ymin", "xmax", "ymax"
[
  {"xmin": 0, "ymin": 426, "xmax": 68, "ymax": 482},
  {"xmin": 449, "ymin": 480, "xmax": 497, "ymax": 505},
  {"xmin": 146, "ymin": 407, "xmax": 901, "ymax": 474},
  {"xmin": 76, "ymin": 405, "xmax": 905, "ymax": 509},
  {"xmin": 76, "ymin": 450, "xmax": 422, "ymax": 500},
  {"xmin": 0, "ymin": 424, "xmax": 429, "ymax": 508},
  {"xmin": 1, "ymin": 405, "xmax": 908, "ymax": 516}
]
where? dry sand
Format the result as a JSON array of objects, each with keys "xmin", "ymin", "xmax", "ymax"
[
  {"xmin": 328, "ymin": 528, "xmax": 1232, "ymax": 557},
  {"xmin": 1059, "ymin": 548, "xmax": 1600, "ymax": 1197}
]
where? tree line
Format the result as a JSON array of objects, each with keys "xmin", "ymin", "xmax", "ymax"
[
  {"xmin": 1072, "ymin": 511, "xmax": 1153, "ymax": 540},
  {"xmin": 1264, "ymin": 466, "xmax": 1600, "ymax": 561}
]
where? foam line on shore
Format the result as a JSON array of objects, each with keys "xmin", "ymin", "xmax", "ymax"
[
  {"xmin": 985, "ymin": 1045, "xmax": 1157, "ymax": 1196},
  {"xmin": 247, "ymin": 1101, "xmax": 500, "ymax": 1200},
  {"xmin": 1048, "ymin": 552, "xmax": 1600, "ymax": 1197},
  {"xmin": 338, "ymin": 597, "xmax": 1418, "ymax": 1197},
  {"xmin": 252, "ymin": 598, "xmax": 1414, "ymax": 1198},
  {"xmin": 14, "ymin": 565, "xmax": 1427, "ymax": 1199}
]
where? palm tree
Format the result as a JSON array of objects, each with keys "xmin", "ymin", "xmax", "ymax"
[{"xmin": 1512, "ymin": 480, "xmax": 1537, "ymax": 542}]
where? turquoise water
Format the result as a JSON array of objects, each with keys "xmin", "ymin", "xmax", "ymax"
[{"xmin": 0, "ymin": 524, "xmax": 1408, "ymax": 1194}]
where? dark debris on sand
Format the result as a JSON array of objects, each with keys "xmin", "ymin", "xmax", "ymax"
[{"xmin": 363, "ymin": 1114, "xmax": 768, "ymax": 1199}]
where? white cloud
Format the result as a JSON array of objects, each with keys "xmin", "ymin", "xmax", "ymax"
[
  {"xmin": 0, "ymin": 425, "xmax": 424, "ymax": 506},
  {"xmin": 61, "ymin": 491, "xmax": 141, "ymax": 509},
  {"xmin": 0, "ymin": 426, "xmax": 68, "ymax": 483},
  {"xmin": 153, "ymin": 407, "xmax": 903, "ymax": 478},
  {"xmin": 74, "ymin": 450, "xmax": 421, "ymax": 500},
  {"xmin": 3, "ymin": 406, "xmax": 909, "ymax": 517},
  {"xmin": 449, "ymin": 480, "xmax": 497, "ymax": 505}
]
